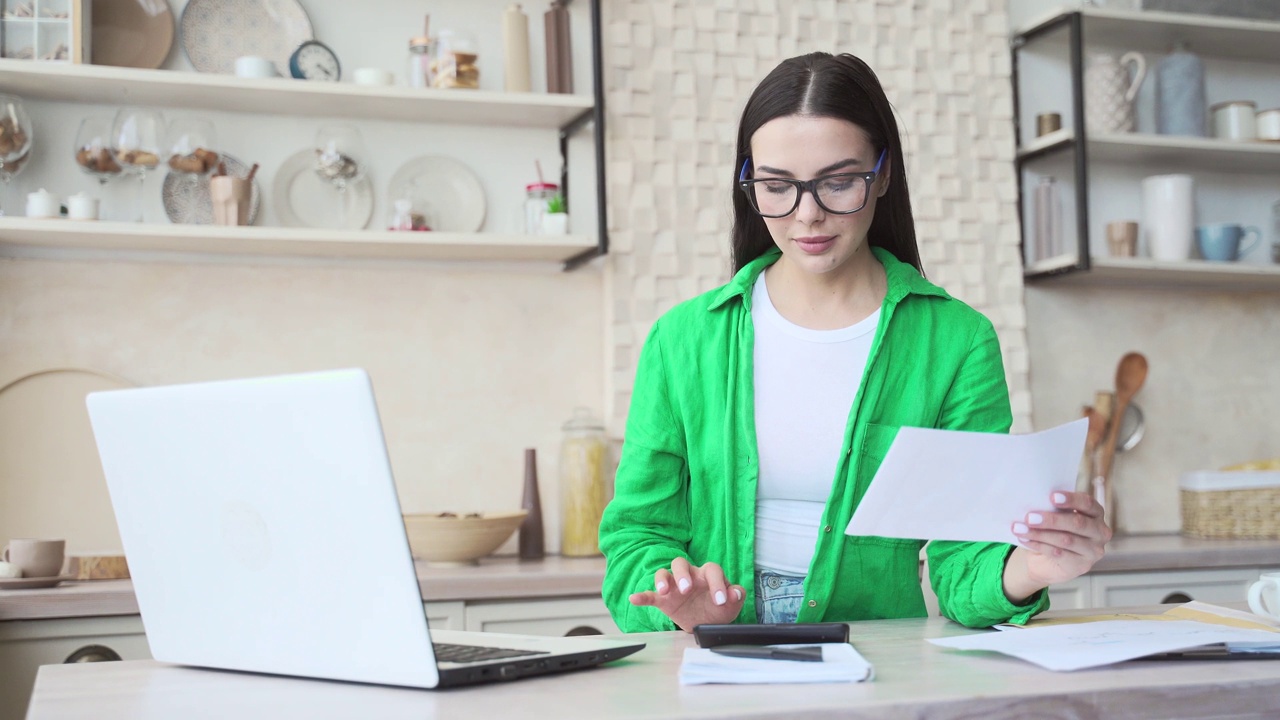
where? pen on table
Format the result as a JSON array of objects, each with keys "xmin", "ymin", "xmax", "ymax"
[{"xmin": 709, "ymin": 645, "xmax": 825, "ymax": 662}]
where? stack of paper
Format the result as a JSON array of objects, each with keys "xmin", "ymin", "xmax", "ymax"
[{"xmin": 678, "ymin": 643, "xmax": 873, "ymax": 685}]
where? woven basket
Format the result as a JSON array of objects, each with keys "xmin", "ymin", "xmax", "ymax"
[{"xmin": 1180, "ymin": 471, "xmax": 1280, "ymax": 539}]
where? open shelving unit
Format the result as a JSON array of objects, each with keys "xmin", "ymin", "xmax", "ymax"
[
  {"xmin": 1011, "ymin": 7, "xmax": 1280, "ymax": 291},
  {"xmin": 0, "ymin": 0, "xmax": 608, "ymax": 270}
]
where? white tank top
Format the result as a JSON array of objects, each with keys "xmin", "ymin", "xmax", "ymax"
[{"xmin": 751, "ymin": 273, "xmax": 878, "ymax": 576}]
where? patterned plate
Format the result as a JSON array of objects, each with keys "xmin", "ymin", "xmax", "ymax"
[
  {"xmin": 179, "ymin": 0, "xmax": 313, "ymax": 75},
  {"xmin": 162, "ymin": 152, "xmax": 262, "ymax": 225}
]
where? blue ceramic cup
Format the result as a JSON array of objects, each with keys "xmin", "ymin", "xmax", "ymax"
[{"xmin": 1196, "ymin": 223, "xmax": 1260, "ymax": 261}]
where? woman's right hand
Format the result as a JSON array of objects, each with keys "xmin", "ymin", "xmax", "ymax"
[{"xmin": 628, "ymin": 557, "xmax": 747, "ymax": 632}]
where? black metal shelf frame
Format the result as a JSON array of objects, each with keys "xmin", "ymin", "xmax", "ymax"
[
  {"xmin": 559, "ymin": 0, "xmax": 607, "ymax": 272},
  {"xmin": 1010, "ymin": 11, "xmax": 1092, "ymax": 281}
]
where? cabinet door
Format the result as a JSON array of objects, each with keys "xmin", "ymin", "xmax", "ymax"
[
  {"xmin": 0, "ymin": 615, "xmax": 150, "ymax": 720},
  {"xmin": 424, "ymin": 601, "xmax": 465, "ymax": 631},
  {"xmin": 1047, "ymin": 576, "xmax": 1091, "ymax": 610},
  {"xmin": 464, "ymin": 597, "xmax": 620, "ymax": 636},
  {"xmin": 1091, "ymin": 568, "xmax": 1261, "ymax": 608}
]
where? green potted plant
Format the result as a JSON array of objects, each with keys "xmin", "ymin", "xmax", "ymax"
[{"xmin": 541, "ymin": 192, "xmax": 568, "ymax": 234}]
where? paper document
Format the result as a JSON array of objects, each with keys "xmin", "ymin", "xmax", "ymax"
[
  {"xmin": 845, "ymin": 419, "xmax": 1087, "ymax": 544},
  {"xmin": 929, "ymin": 620, "xmax": 1280, "ymax": 671},
  {"xmin": 678, "ymin": 643, "xmax": 873, "ymax": 685}
]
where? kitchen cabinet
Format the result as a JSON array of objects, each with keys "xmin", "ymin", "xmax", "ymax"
[
  {"xmin": 463, "ymin": 596, "xmax": 619, "ymax": 636},
  {"xmin": 0, "ymin": 0, "xmax": 607, "ymax": 270},
  {"xmin": 1011, "ymin": 7, "xmax": 1280, "ymax": 290},
  {"xmin": 1047, "ymin": 565, "xmax": 1280, "ymax": 611}
]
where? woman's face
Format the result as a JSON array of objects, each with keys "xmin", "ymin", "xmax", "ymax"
[{"xmin": 747, "ymin": 115, "xmax": 889, "ymax": 277}]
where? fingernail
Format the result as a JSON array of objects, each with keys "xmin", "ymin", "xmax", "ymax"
[
  {"xmin": 656, "ymin": 581, "xmax": 667, "ymax": 592},
  {"xmin": 1052, "ymin": 493, "xmax": 1067, "ymax": 504},
  {"xmin": 678, "ymin": 578, "xmax": 691, "ymax": 593},
  {"xmin": 1027, "ymin": 513, "xmax": 1044, "ymax": 525},
  {"xmin": 733, "ymin": 587, "xmax": 743, "ymax": 601},
  {"xmin": 1013, "ymin": 522, "xmax": 1029, "ymax": 534},
  {"xmin": 714, "ymin": 590, "xmax": 726, "ymax": 606}
]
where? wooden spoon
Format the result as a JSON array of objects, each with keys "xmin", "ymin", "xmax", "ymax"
[{"xmin": 1096, "ymin": 352, "xmax": 1149, "ymax": 525}]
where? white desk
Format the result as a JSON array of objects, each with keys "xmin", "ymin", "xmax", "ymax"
[{"xmin": 25, "ymin": 613, "xmax": 1280, "ymax": 719}]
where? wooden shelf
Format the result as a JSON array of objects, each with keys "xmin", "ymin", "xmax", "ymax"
[
  {"xmin": 1018, "ymin": 7, "xmax": 1280, "ymax": 61},
  {"xmin": 1027, "ymin": 256, "xmax": 1280, "ymax": 291},
  {"xmin": 1018, "ymin": 131, "xmax": 1280, "ymax": 173},
  {"xmin": 0, "ymin": 218, "xmax": 595, "ymax": 264},
  {"xmin": 0, "ymin": 60, "xmax": 594, "ymax": 128}
]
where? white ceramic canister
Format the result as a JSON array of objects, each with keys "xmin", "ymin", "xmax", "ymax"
[
  {"xmin": 1141, "ymin": 174, "xmax": 1195, "ymax": 261},
  {"xmin": 25, "ymin": 188, "xmax": 60, "ymax": 218},
  {"xmin": 1256, "ymin": 108, "xmax": 1280, "ymax": 142}
]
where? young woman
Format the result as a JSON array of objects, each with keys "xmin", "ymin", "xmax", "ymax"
[{"xmin": 598, "ymin": 52, "xmax": 1110, "ymax": 633}]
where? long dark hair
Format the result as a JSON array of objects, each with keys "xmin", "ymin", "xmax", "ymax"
[{"xmin": 731, "ymin": 52, "xmax": 922, "ymax": 275}]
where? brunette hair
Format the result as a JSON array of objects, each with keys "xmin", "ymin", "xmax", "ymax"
[{"xmin": 730, "ymin": 52, "xmax": 921, "ymax": 275}]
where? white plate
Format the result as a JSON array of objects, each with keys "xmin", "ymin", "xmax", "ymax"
[
  {"xmin": 386, "ymin": 156, "xmax": 486, "ymax": 233},
  {"xmin": 272, "ymin": 149, "xmax": 374, "ymax": 230},
  {"xmin": 179, "ymin": 0, "xmax": 312, "ymax": 75}
]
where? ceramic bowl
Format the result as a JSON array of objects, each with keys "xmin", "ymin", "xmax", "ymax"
[{"xmin": 402, "ymin": 510, "xmax": 528, "ymax": 565}]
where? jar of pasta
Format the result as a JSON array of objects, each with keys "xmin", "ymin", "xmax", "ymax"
[
  {"xmin": 431, "ymin": 28, "xmax": 479, "ymax": 89},
  {"xmin": 559, "ymin": 407, "xmax": 608, "ymax": 556}
]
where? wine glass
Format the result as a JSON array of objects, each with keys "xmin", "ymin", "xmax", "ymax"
[
  {"xmin": 314, "ymin": 124, "xmax": 366, "ymax": 228},
  {"xmin": 165, "ymin": 117, "xmax": 218, "ymax": 204},
  {"xmin": 111, "ymin": 107, "xmax": 164, "ymax": 222},
  {"xmin": 74, "ymin": 114, "xmax": 125, "ymax": 194},
  {"xmin": 0, "ymin": 94, "xmax": 33, "ymax": 216}
]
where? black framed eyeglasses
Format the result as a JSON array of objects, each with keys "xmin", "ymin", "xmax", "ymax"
[{"xmin": 738, "ymin": 148, "xmax": 887, "ymax": 218}]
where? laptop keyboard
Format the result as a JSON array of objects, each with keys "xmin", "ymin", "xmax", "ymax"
[{"xmin": 433, "ymin": 642, "xmax": 550, "ymax": 664}]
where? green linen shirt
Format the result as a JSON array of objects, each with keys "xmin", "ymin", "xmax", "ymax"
[{"xmin": 599, "ymin": 246, "xmax": 1049, "ymax": 632}]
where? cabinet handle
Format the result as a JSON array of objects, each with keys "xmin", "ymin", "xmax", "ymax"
[
  {"xmin": 64, "ymin": 644, "xmax": 123, "ymax": 663},
  {"xmin": 565, "ymin": 625, "xmax": 603, "ymax": 637},
  {"xmin": 1162, "ymin": 592, "xmax": 1194, "ymax": 604}
]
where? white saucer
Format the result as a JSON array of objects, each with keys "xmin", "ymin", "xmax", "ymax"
[
  {"xmin": 0, "ymin": 574, "xmax": 74, "ymax": 590},
  {"xmin": 272, "ymin": 149, "xmax": 374, "ymax": 230},
  {"xmin": 386, "ymin": 155, "xmax": 486, "ymax": 232}
]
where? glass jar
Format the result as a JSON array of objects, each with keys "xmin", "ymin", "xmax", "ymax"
[
  {"xmin": 524, "ymin": 181, "xmax": 557, "ymax": 234},
  {"xmin": 432, "ymin": 28, "xmax": 479, "ymax": 89},
  {"xmin": 559, "ymin": 407, "xmax": 607, "ymax": 557},
  {"xmin": 408, "ymin": 35, "xmax": 434, "ymax": 89}
]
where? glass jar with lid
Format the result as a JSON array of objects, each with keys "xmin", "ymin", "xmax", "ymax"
[
  {"xmin": 559, "ymin": 407, "xmax": 608, "ymax": 557},
  {"xmin": 432, "ymin": 28, "xmax": 479, "ymax": 89},
  {"xmin": 407, "ymin": 15, "xmax": 434, "ymax": 89},
  {"xmin": 524, "ymin": 181, "xmax": 558, "ymax": 234}
]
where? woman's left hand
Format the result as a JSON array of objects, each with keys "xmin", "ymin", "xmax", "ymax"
[{"xmin": 1003, "ymin": 491, "xmax": 1112, "ymax": 603}]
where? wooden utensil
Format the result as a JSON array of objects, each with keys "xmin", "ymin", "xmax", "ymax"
[
  {"xmin": 1078, "ymin": 405, "xmax": 1108, "ymax": 495},
  {"xmin": 1096, "ymin": 352, "xmax": 1149, "ymax": 529}
]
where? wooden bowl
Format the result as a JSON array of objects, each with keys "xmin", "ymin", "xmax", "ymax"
[{"xmin": 402, "ymin": 510, "xmax": 528, "ymax": 566}]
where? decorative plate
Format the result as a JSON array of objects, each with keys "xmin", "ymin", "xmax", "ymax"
[
  {"xmin": 91, "ymin": 0, "xmax": 176, "ymax": 69},
  {"xmin": 386, "ymin": 156, "xmax": 486, "ymax": 233},
  {"xmin": 179, "ymin": 0, "xmax": 313, "ymax": 75},
  {"xmin": 162, "ymin": 152, "xmax": 262, "ymax": 225},
  {"xmin": 0, "ymin": 575, "xmax": 75, "ymax": 590},
  {"xmin": 272, "ymin": 148, "xmax": 374, "ymax": 230}
]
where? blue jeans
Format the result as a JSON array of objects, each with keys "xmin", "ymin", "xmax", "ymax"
[{"xmin": 754, "ymin": 570, "xmax": 805, "ymax": 624}]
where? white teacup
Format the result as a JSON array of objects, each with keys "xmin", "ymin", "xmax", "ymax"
[
  {"xmin": 234, "ymin": 56, "xmax": 278, "ymax": 79},
  {"xmin": 1249, "ymin": 571, "xmax": 1280, "ymax": 621}
]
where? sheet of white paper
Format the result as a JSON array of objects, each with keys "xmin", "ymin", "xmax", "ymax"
[
  {"xmin": 929, "ymin": 620, "xmax": 1280, "ymax": 671},
  {"xmin": 678, "ymin": 643, "xmax": 873, "ymax": 685},
  {"xmin": 845, "ymin": 418, "xmax": 1087, "ymax": 544}
]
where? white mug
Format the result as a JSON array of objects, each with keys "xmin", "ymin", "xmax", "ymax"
[
  {"xmin": 1141, "ymin": 174, "xmax": 1195, "ymax": 261},
  {"xmin": 1248, "ymin": 571, "xmax": 1280, "ymax": 622},
  {"xmin": 234, "ymin": 56, "xmax": 278, "ymax": 79},
  {"xmin": 1211, "ymin": 100, "xmax": 1256, "ymax": 142},
  {"xmin": 1257, "ymin": 108, "xmax": 1280, "ymax": 142}
]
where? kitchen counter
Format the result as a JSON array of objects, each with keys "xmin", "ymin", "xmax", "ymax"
[
  {"xmin": 25, "ymin": 607, "xmax": 1280, "ymax": 719},
  {"xmin": 4, "ymin": 534, "xmax": 1278, "ymax": 623},
  {"xmin": 0, "ymin": 555, "xmax": 608, "ymax": 622}
]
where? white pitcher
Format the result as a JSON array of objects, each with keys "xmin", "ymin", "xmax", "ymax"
[{"xmin": 1085, "ymin": 51, "xmax": 1147, "ymax": 134}]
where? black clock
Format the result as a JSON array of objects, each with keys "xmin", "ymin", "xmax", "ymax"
[{"xmin": 288, "ymin": 40, "xmax": 341, "ymax": 82}]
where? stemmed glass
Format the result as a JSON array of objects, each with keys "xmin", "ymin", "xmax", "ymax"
[
  {"xmin": 165, "ymin": 117, "xmax": 219, "ymax": 210},
  {"xmin": 314, "ymin": 124, "xmax": 366, "ymax": 228},
  {"xmin": 111, "ymin": 107, "xmax": 164, "ymax": 222},
  {"xmin": 74, "ymin": 114, "xmax": 125, "ymax": 205},
  {"xmin": 0, "ymin": 94, "xmax": 33, "ymax": 216}
]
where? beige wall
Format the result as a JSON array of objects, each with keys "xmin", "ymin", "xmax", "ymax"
[
  {"xmin": 0, "ymin": 258, "xmax": 603, "ymax": 553},
  {"xmin": 1026, "ymin": 286, "xmax": 1280, "ymax": 534},
  {"xmin": 602, "ymin": 0, "xmax": 1033, "ymax": 433}
]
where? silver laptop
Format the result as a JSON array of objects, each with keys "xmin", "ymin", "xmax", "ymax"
[{"xmin": 85, "ymin": 368, "xmax": 643, "ymax": 689}]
